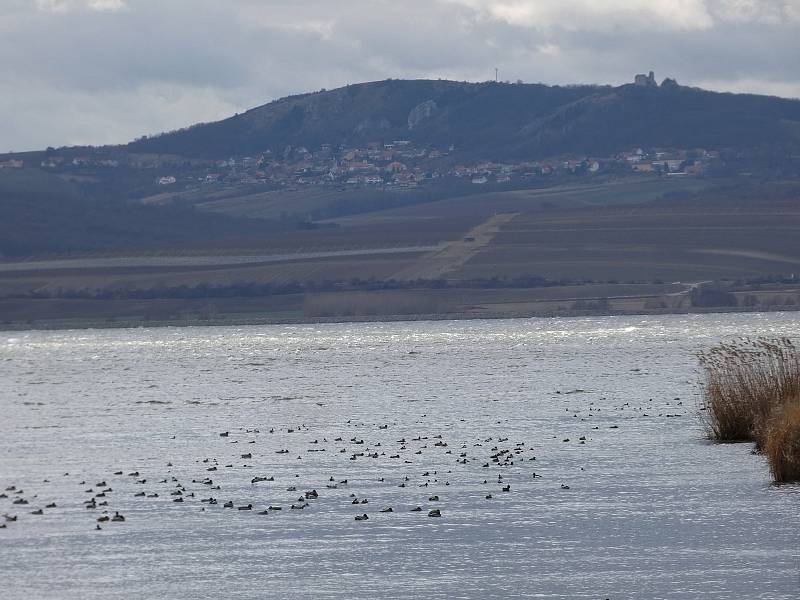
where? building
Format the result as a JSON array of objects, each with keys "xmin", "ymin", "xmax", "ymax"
[
  {"xmin": 41, "ymin": 157, "xmax": 64, "ymax": 168},
  {"xmin": 634, "ymin": 71, "xmax": 657, "ymax": 87}
]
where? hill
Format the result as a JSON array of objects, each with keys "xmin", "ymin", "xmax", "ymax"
[
  {"xmin": 125, "ymin": 78, "xmax": 800, "ymax": 160},
  {"xmin": 1, "ymin": 73, "xmax": 798, "ymax": 257},
  {"xmin": 0, "ymin": 169, "xmax": 302, "ymax": 256}
]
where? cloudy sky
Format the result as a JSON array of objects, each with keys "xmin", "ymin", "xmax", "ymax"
[{"xmin": 1, "ymin": 0, "xmax": 799, "ymax": 152}]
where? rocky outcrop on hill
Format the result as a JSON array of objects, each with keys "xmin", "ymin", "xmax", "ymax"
[{"xmin": 408, "ymin": 99, "xmax": 439, "ymax": 130}]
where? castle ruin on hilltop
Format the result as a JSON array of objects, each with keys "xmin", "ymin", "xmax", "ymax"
[
  {"xmin": 634, "ymin": 71, "xmax": 657, "ymax": 87},
  {"xmin": 633, "ymin": 71, "xmax": 680, "ymax": 88}
]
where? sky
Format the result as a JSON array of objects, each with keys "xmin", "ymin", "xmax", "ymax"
[{"xmin": 1, "ymin": 0, "xmax": 799, "ymax": 152}]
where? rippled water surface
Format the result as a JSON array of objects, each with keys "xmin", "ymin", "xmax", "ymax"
[{"xmin": 1, "ymin": 313, "xmax": 799, "ymax": 599}]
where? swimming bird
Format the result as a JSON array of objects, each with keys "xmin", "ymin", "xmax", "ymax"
[
  {"xmin": 428, "ymin": 509, "xmax": 441, "ymax": 517},
  {"xmin": 354, "ymin": 514, "xmax": 369, "ymax": 521}
]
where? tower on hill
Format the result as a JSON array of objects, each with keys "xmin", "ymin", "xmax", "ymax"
[{"xmin": 634, "ymin": 71, "xmax": 657, "ymax": 87}]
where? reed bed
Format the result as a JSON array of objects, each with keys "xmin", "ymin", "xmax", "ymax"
[
  {"xmin": 763, "ymin": 400, "xmax": 800, "ymax": 483},
  {"xmin": 698, "ymin": 337, "xmax": 800, "ymax": 483}
]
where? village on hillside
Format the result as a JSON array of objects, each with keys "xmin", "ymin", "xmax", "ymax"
[{"xmin": 0, "ymin": 141, "xmax": 721, "ymax": 195}]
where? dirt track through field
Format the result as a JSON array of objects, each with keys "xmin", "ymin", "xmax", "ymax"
[{"xmin": 394, "ymin": 212, "xmax": 519, "ymax": 280}]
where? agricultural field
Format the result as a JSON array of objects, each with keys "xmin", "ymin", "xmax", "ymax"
[
  {"xmin": 0, "ymin": 177, "xmax": 710, "ymax": 301},
  {"xmin": 143, "ymin": 186, "xmax": 355, "ymax": 221},
  {"xmin": 0, "ymin": 252, "xmax": 427, "ymax": 298},
  {"xmin": 331, "ymin": 177, "xmax": 707, "ymax": 225},
  {"xmin": 4, "ymin": 176, "xmax": 800, "ymax": 327},
  {"xmin": 453, "ymin": 197, "xmax": 800, "ymax": 282}
]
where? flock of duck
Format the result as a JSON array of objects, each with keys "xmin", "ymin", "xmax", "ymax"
[{"xmin": 2, "ymin": 393, "xmax": 683, "ymax": 533}]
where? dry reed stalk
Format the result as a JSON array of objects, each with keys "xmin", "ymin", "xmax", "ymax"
[{"xmin": 763, "ymin": 399, "xmax": 800, "ymax": 483}]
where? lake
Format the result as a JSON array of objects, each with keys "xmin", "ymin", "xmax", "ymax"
[{"xmin": 1, "ymin": 313, "xmax": 798, "ymax": 599}]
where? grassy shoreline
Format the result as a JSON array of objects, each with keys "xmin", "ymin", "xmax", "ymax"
[{"xmin": 2, "ymin": 304, "xmax": 799, "ymax": 333}]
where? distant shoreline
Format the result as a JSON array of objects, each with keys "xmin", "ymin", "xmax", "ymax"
[{"xmin": 3, "ymin": 305, "xmax": 798, "ymax": 333}]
